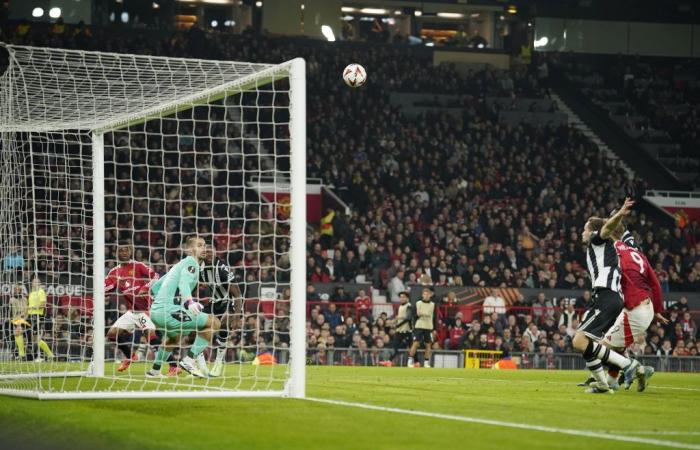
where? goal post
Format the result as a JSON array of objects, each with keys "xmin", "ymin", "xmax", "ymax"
[
  {"xmin": 92, "ymin": 131, "xmax": 105, "ymax": 380},
  {"xmin": 0, "ymin": 43, "xmax": 306, "ymax": 399},
  {"xmin": 287, "ymin": 57, "xmax": 306, "ymax": 400}
]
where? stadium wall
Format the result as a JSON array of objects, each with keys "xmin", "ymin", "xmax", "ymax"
[
  {"xmin": 535, "ymin": 17, "xmax": 700, "ymax": 57},
  {"xmin": 433, "ymin": 50, "xmax": 510, "ymax": 70}
]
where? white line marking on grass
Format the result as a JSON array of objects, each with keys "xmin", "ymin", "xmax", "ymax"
[
  {"xmin": 615, "ymin": 431, "xmax": 700, "ymax": 436},
  {"xmin": 305, "ymin": 397, "xmax": 700, "ymax": 450},
  {"xmin": 653, "ymin": 386, "xmax": 700, "ymax": 392},
  {"xmin": 439, "ymin": 377, "xmax": 700, "ymax": 393},
  {"xmin": 439, "ymin": 377, "xmax": 494, "ymax": 381}
]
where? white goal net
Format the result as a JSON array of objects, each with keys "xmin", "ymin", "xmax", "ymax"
[{"xmin": 0, "ymin": 44, "xmax": 306, "ymax": 399}]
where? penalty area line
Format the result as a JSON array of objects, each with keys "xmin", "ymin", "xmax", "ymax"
[{"xmin": 305, "ymin": 397, "xmax": 700, "ymax": 450}]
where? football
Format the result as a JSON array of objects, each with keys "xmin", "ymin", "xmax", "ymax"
[{"xmin": 342, "ymin": 63, "xmax": 367, "ymax": 88}]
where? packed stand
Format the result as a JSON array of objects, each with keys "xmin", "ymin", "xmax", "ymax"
[
  {"xmin": 305, "ymin": 288, "xmax": 699, "ymax": 367},
  {"xmin": 560, "ymin": 53, "xmax": 700, "ymax": 186},
  {"xmin": 0, "ymin": 22, "xmax": 699, "ymax": 363}
]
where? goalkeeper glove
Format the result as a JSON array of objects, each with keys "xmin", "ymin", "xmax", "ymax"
[{"xmin": 184, "ymin": 298, "xmax": 203, "ymax": 316}]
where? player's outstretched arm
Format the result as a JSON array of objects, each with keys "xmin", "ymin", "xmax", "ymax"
[
  {"xmin": 601, "ymin": 197, "xmax": 634, "ymax": 239},
  {"xmin": 138, "ymin": 262, "xmax": 161, "ymax": 293}
]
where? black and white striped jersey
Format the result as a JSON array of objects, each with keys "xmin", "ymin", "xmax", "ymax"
[
  {"xmin": 586, "ymin": 231, "xmax": 621, "ymax": 293},
  {"xmin": 200, "ymin": 257, "xmax": 241, "ymax": 303}
]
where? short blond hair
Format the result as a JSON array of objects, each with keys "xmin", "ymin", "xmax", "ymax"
[{"xmin": 184, "ymin": 235, "xmax": 202, "ymax": 249}]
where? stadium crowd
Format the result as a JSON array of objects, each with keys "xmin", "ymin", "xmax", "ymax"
[
  {"xmin": 560, "ymin": 53, "xmax": 700, "ymax": 186},
  {"xmin": 303, "ymin": 291, "xmax": 700, "ymax": 367},
  {"xmin": 0, "ymin": 22, "xmax": 699, "ymax": 363}
]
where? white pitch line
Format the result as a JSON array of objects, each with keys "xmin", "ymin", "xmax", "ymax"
[
  {"xmin": 616, "ymin": 431, "xmax": 700, "ymax": 436},
  {"xmin": 653, "ymin": 386, "xmax": 700, "ymax": 392},
  {"xmin": 305, "ymin": 397, "xmax": 700, "ymax": 450},
  {"xmin": 426, "ymin": 376, "xmax": 700, "ymax": 393}
]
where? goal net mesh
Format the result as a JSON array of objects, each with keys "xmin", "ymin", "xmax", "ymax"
[{"xmin": 0, "ymin": 44, "xmax": 302, "ymax": 398}]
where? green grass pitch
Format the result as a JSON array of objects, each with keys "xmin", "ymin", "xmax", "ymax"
[{"xmin": 1, "ymin": 366, "xmax": 699, "ymax": 450}]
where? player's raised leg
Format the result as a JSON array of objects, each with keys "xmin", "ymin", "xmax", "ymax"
[
  {"xmin": 209, "ymin": 313, "xmax": 232, "ymax": 377},
  {"xmin": 179, "ymin": 313, "xmax": 221, "ymax": 377},
  {"xmin": 108, "ymin": 315, "xmax": 137, "ymax": 372},
  {"xmin": 109, "ymin": 311, "xmax": 157, "ymax": 372},
  {"xmin": 147, "ymin": 335, "xmax": 179, "ymax": 379}
]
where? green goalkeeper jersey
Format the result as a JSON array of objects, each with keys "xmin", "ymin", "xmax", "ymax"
[{"xmin": 150, "ymin": 255, "xmax": 200, "ymax": 311}]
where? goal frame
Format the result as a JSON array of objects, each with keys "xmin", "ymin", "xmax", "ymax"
[{"xmin": 0, "ymin": 50, "xmax": 306, "ymax": 400}]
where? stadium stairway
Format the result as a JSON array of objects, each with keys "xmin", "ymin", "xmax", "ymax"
[
  {"xmin": 551, "ymin": 76, "xmax": 685, "ymax": 192},
  {"xmin": 549, "ymin": 92, "xmax": 634, "ymax": 179}
]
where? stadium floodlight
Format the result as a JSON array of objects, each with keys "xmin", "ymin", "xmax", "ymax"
[
  {"xmin": 360, "ymin": 8, "xmax": 386, "ymax": 15},
  {"xmin": 436, "ymin": 12, "xmax": 463, "ymax": 18},
  {"xmin": 48, "ymin": 7, "xmax": 61, "ymax": 18},
  {"xmin": 321, "ymin": 25, "xmax": 335, "ymax": 42},
  {"xmin": 534, "ymin": 36, "xmax": 549, "ymax": 48},
  {"xmin": 0, "ymin": 43, "xmax": 306, "ymax": 400},
  {"xmin": 32, "ymin": 7, "xmax": 44, "ymax": 18}
]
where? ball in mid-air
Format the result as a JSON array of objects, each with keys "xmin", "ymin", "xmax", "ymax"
[{"xmin": 343, "ymin": 63, "xmax": 367, "ymax": 88}]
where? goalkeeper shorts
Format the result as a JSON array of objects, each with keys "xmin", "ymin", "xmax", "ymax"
[{"xmin": 150, "ymin": 306, "xmax": 210, "ymax": 338}]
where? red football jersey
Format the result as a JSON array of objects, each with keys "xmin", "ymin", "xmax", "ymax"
[
  {"xmin": 614, "ymin": 241, "xmax": 664, "ymax": 313},
  {"xmin": 105, "ymin": 260, "xmax": 160, "ymax": 311}
]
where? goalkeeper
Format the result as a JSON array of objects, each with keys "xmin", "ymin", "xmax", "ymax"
[{"xmin": 146, "ymin": 236, "xmax": 220, "ymax": 378}]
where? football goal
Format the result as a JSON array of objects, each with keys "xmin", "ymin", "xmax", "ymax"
[{"xmin": 0, "ymin": 43, "xmax": 306, "ymax": 399}]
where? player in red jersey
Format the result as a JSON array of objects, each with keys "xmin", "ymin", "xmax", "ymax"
[
  {"xmin": 601, "ymin": 224, "xmax": 668, "ymax": 391},
  {"xmin": 105, "ymin": 243, "xmax": 160, "ymax": 372}
]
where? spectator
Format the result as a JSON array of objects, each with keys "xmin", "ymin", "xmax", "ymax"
[
  {"xmin": 680, "ymin": 311, "xmax": 697, "ymax": 338},
  {"xmin": 558, "ymin": 300, "xmax": 579, "ymax": 336},
  {"xmin": 307, "ymin": 285, "xmax": 320, "ymax": 303},
  {"xmin": 310, "ymin": 265, "xmax": 331, "ymax": 283},
  {"xmin": 657, "ymin": 339, "xmax": 674, "ymax": 357},
  {"xmin": 387, "ymin": 270, "xmax": 406, "ymax": 304},
  {"xmin": 482, "ymin": 289, "xmax": 506, "ymax": 315},
  {"xmin": 673, "ymin": 340, "xmax": 690, "ymax": 357},
  {"xmin": 523, "ymin": 323, "xmax": 539, "ymax": 347},
  {"xmin": 333, "ymin": 285, "xmax": 352, "ymax": 303},
  {"xmin": 531, "ymin": 292, "xmax": 554, "ymax": 324},
  {"xmin": 340, "ymin": 250, "xmax": 360, "ymax": 282},
  {"xmin": 444, "ymin": 317, "xmax": 466, "ymax": 350},
  {"xmin": 671, "ymin": 296, "xmax": 690, "ymax": 313},
  {"xmin": 354, "ymin": 289, "xmax": 372, "ymax": 320},
  {"xmin": 3, "ymin": 245, "xmax": 24, "ymax": 272},
  {"xmin": 324, "ymin": 303, "xmax": 343, "ymax": 329}
]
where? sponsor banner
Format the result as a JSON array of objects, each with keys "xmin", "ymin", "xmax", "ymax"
[
  {"xmin": 253, "ymin": 182, "xmax": 323, "ymax": 222},
  {"xmin": 0, "ymin": 283, "xmax": 86, "ymax": 297},
  {"xmin": 645, "ymin": 194, "xmax": 700, "ymax": 227},
  {"xmin": 310, "ymin": 283, "xmax": 700, "ymax": 310}
]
